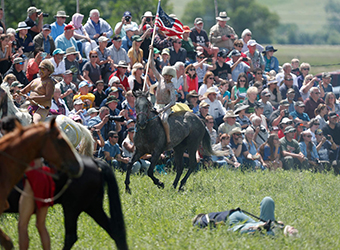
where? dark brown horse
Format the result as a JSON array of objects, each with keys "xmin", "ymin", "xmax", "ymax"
[{"xmin": 0, "ymin": 118, "xmax": 83, "ymax": 250}]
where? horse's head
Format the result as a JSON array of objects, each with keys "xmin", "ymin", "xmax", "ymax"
[
  {"xmin": 41, "ymin": 117, "xmax": 84, "ymax": 178},
  {"xmin": 134, "ymin": 90, "xmax": 152, "ymax": 129}
]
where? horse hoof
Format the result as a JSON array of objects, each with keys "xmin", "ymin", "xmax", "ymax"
[
  {"xmin": 125, "ymin": 187, "xmax": 132, "ymax": 194},
  {"xmin": 157, "ymin": 182, "xmax": 165, "ymax": 189}
]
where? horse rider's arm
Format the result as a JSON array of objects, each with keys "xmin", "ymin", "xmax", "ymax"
[
  {"xmin": 149, "ymin": 48, "xmax": 161, "ymax": 82},
  {"xmin": 20, "ymin": 81, "xmax": 34, "ymax": 95}
]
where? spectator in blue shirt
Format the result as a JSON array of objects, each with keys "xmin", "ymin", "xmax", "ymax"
[
  {"xmin": 84, "ymin": 9, "xmax": 113, "ymax": 43},
  {"xmin": 50, "ymin": 11, "xmax": 68, "ymax": 40},
  {"xmin": 121, "ymin": 25, "xmax": 137, "ymax": 52},
  {"xmin": 290, "ymin": 101, "xmax": 310, "ymax": 126},
  {"xmin": 15, "ymin": 22, "xmax": 35, "ymax": 56},
  {"xmin": 262, "ymin": 45, "xmax": 279, "ymax": 73}
]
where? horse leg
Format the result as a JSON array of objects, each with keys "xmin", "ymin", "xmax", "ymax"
[
  {"xmin": 62, "ymin": 206, "xmax": 81, "ymax": 250},
  {"xmin": 0, "ymin": 228, "xmax": 14, "ymax": 250},
  {"xmin": 125, "ymin": 150, "xmax": 144, "ymax": 194},
  {"xmin": 172, "ymin": 146, "xmax": 186, "ymax": 189},
  {"xmin": 178, "ymin": 147, "xmax": 197, "ymax": 192},
  {"xmin": 147, "ymin": 151, "xmax": 164, "ymax": 189}
]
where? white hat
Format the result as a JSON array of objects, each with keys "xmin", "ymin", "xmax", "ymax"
[
  {"xmin": 247, "ymin": 39, "xmax": 257, "ymax": 47},
  {"xmin": 16, "ymin": 22, "xmax": 31, "ymax": 32},
  {"xmin": 108, "ymin": 76, "xmax": 120, "ymax": 86},
  {"xmin": 162, "ymin": 66, "xmax": 176, "ymax": 78},
  {"xmin": 223, "ymin": 110, "xmax": 238, "ymax": 120},
  {"xmin": 87, "ymin": 108, "xmax": 99, "ymax": 115},
  {"xmin": 98, "ymin": 36, "xmax": 109, "ymax": 43},
  {"xmin": 203, "ymin": 87, "xmax": 218, "ymax": 98},
  {"xmin": 216, "ymin": 12, "xmax": 230, "ymax": 22},
  {"xmin": 124, "ymin": 24, "xmax": 138, "ymax": 32},
  {"xmin": 73, "ymin": 99, "xmax": 84, "ymax": 105}
]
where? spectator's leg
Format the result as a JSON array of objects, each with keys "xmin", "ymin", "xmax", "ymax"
[{"xmin": 259, "ymin": 197, "xmax": 275, "ymax": 222}]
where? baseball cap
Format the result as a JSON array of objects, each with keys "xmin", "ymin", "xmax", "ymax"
[
  {"xmin": 229, "ymin": 49, "xmax": 241, "ymax": 57},
  {"xmin": 52, "ymin": 48, "xmax": 65, "ymax": 56},
  {"xmin": 42, "ymin": 24, "xmax": 51, "ymax": 30},
  {"xmin": 87, "ymin": 108, "xmax": 99, "ymax": 115},
  {"xmin": 64, "ymin": 24, "xmax": 75, "ymax": 31},
  {"xmin": 27, "ymin": 6, "xmax": 41, "ymax": 15},
  {"xmin": 199, "ymin": 101, "xmax": 209, "ymax": 108},
  {"xmin": 112, "ymin": 35, "xmax": 122, "ymax": 41},
  {"xmin": 284, "ymin": 125, "xmax": 296, "ymax": 134},
  {"xmin": 63, "ymin": 70, "xmax": 72, "ymax": 75},
  {"xmin": 194, "ymin": 17, "xmax": 203, "ymax": 24},
  {"xmin": 247, "ymin": 39, "xmax": 257, "ymax": 46},
  {"xmin": 315, "ymin": 129, "xmax": 323, "ymax": 135},
  {"xmin": 261, "ymin": 89, "xmax": 271, "ymax": 96},
  {"xmin": 322, "ymin": 72, "xmax": 331, "ymax": 78},
  {"xmin": 295, "ymin": 101, "xmax": 305, "ymax": 107},
  {"xmin": 78, "ymin": 81, "xmax": 92, "ymax": 88},
  {"xmin": 329, "ymin": 112, "xmax": 338, "ymax": 118},
  {"xmin": 13, "ymin": 57, "xmax": 24, "ymax": 64},
  {"xmin": 73, "ymin": 99, "xmax": 84, "ymax": 105},
  {"xmin": 255, "ymin": 101, "xmax": 264, "ymax": 109},
  {"xmin": 287, "ymin": 88, "xmax": 295, "ymax": 94},
  {"xmin": 98, "ymin": 36, "xmax": 109, "ymax": 43},
  {"xmin": 280, "ymin": 100, "xmax": 290, "ymax": 107},
  {"xmin": 123, "ymin": 11, "xmax": 132, "ymax": 17},
  {"xmin": 106, "ymin": 96, "xmax": 119, "ymax": 104},
  {"xmin": 124, "ymin": 24, "xmax": 137, "ymax": 32}
]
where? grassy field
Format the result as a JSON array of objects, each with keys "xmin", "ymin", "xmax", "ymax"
[
  {"xmin": 2, "ymin": 168, "xmax": 340, "ymax": 249},
  {"xmin": 171, "ymin": 0, "xmax": 328, "ymax": 34}
]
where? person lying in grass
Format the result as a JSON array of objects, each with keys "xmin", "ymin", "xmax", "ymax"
[{"xmin": 192, "ymin": 196, "xmax": 298, "ymax": 237}]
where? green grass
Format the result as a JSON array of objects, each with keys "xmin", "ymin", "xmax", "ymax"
[{"xmin": 2, "ymin": 169, "xmax": 340, "ymax": 249}]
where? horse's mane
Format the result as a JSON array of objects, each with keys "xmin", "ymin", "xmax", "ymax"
[{"xmin": 133, "ymin": 90, "xmax": 149, "ymax": 99}]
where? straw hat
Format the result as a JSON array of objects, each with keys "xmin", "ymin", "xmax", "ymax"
[
  {"xmin": 223, "ymin": 110, "xmax": 238, "ymax": 120},
  {"xmin": 216, "ymin": 12, "xmax": 230, "ymax": 21},
  {"xmin": 203, "ymin": 87, "xmax": 218, "ymax": 98}
]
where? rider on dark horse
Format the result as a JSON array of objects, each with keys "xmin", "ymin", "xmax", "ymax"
[{"xmin": 149, "ymin": 47, "xmax": 176, "ymax": 145}]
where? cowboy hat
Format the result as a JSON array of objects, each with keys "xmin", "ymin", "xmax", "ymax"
[
  {"xmin": 234, "ymin": 103, "xmax": 249, "ymax": 114},
  {"xmin": 203, "ymin": 87, "xmax": 218, "ymax": 98},
  {"xmin": 54, "ymin": 10, "xmax": 69, "ymax": 18},
  {"xmin": 16, "ymin": 22, "xmax": 31, "ymax": 32},
  {"xmin": 223, "ymin": 110, "xmax": 238, "ymax": 120},
  {"xmin": 216, "ymin": 12, "xmax": 230, "ymax": 21},
  {"xmin": 229, "ymin": 127, "xmax": 242, "ymax": 135},
  {"xmin": 186, "ymin": 90, "xmax": 199, "ymax": 100}
]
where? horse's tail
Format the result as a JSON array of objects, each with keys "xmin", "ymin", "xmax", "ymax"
[
  {"xmin": 78, "ymin": 123, "xmax": 94, "ymax": 157},
  {"xmin": 202, "ymin": 129, "xmax": 215, "ymax": 156},
  {"xmin": 96, "ymin": 159, "xmax": 128, "ymax": 250}
]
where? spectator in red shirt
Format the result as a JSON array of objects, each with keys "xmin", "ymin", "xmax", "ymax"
[
  {"xmin": 304, "ymin": 87, "xmax": 325, "ymax": 119},
  {"xmin": 26, "ymin": 48, "xmax": 44, "ymax": 82}
]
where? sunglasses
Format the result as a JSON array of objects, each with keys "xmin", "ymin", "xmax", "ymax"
[
  {"xmin": 208, "ymin": 77, "xmax": 214, "ymax": 80},
  {"xmin": 256, "ymin": 72, "xmax": 262, "ymax": 75},
  {"xmin": 239, "ymin": 80, "xmax": 246, "ymax": 82},
  {"xmin": 18, "ymin": 62, "xmax": 24, "ymax": 65},
  {"xmin": 91, "ymin": 56, "xmax": 98, "ymax": 58},
  {"xmin": 189, "ymin": 68, "xmax": 195, "ymax": 71},
  {"xmin": 246, "ymin": 34, "xmax": 251, "ymax": 36},
  {"xmin": 234, "ymin": 133, "xmax": 242, "ymax": 136},
  {"xmin": 285, "ymin": 78, "xmax": 293, "ymax": 81},
  {"xmin": 302, "ymin": 68, "xmax": 310, "ymax": 71},
  {"xmin": 235, "ymin": 45, "xmax": 243, "ymax": 47},
  {"xmin": 198, "ymin": 56, "xmax": 205, "ymax": 59},
  {"xmin": 175, "ymin": 41, "xmax": 182, "ymax": 44},
  {"xmin": 221, "ymin": 137, "xmax": 230, "ymax": 140},
  {"xmin": 138, "ymin": 68, "xmax": 144, "ymax": 70},
  {"xmin": 313, "ymin": 92, "xmax": 320, "ymax": 95},
  {"xmin": 113, "ymin": 136, "xmax": 119, "ymax": 138},
  {"xmin": 304, "ymin": 135, "xmax": 312, "ymax": 138},
  {"xmin": 313, "ymin": 123, "xmax": 320, "ymax": 126},
  {"xmin": 207, "ymin": 121, "xmax": 214, "ymax": 124},
  {"xmin": 202, "ymin": 106, "xmax": 209, "ymax": 109}
]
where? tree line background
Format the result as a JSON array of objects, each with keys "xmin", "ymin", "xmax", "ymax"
[{"xmin": 2, "ymin": 0, "xmax": 340, "ymax": 45}]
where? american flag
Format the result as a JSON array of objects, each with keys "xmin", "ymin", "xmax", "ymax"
[{"xmin": 154, "ymin": 1, "xmax": 184, "ymax": 38}]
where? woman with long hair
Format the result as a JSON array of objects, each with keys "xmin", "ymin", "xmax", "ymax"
[
  {"xmin": 243, "ymin": 126, "xmax": 265, "ymax": 169},
  {"xmin": 325, "ymin": 92, "xmax": 340, "ymax": 116},
  {"xmin": 259, "ymin": 134, "xmax": 283, "ymax": 170},
  {"xmin": 128, "ymin": 63, "xmax": 144, "ymax": 91},
  {"xmin": 0, "ymin": 34, "xmax": 12, "ymax": 74},
  {"xmin": 198, "ymin": 71, "xmax": 218, "ymax": 100},
  {"xmin": 300, "ymin": 74, "xmax": 319, "ymax": 101},
  {"xmin": 231, "ymin": 72, "xmax": 248, "ymax": 105},
  {"xmin": 82, "ymin": 50, "xmax": 102, "ymax": 85},
  {"xmin": 307, "ymin": 118, "xmax": 320, "ymax": 143},
  {"xmin": 314, "ymin": 103, "xmax": 328, "ymax": 129},
  {"xmin": 266, "ymin": 74, "xmax": 282, "ymax": 108},
  {"xmin": 299, "ymin": 130, "xmax": 321, "ymax": 171},
  {"xmin": 185, "ymin": 64, "xmax": 198, "ymax": 92},
  {"xmin": 128, "ymin": 35, "xmax": 143, "ymax": 66}
]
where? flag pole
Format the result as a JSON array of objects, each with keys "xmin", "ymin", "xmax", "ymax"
[{"xmin": 143, "ymin": 0, "xmax": 161, "ymax": 91}]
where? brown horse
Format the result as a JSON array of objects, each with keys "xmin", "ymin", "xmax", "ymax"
[{"xmin": 0, "ymin": 117, "xmax": 84, "ymax": 250}]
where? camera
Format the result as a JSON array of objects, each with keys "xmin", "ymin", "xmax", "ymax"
[
  {"xmin": 41, "ymin": 52, "xmax": 47, "ymax": 59},
  {"xmin": 284, "ymin": 109, "xmax": 289, "ymax": 116},
  {"xmin": 242, "ymin": 57, "xmax": 248, "ymax": 62},
  {"xmin": 227, "ymin": 34, "xmax": 231, "ymax": 38},
  {"xmin": 326, "ymin": 135, "xmax": 331, "ymax": 140},
  {"xmin": 43, "ymin": 13, "xmax": 49, "ymax": 17},
  {"xmin": 108, "ymin": 115, "xmax": 125, "ymax": 122},
  {"xmin": 125, "ymin": 16, "xmax": 131, "ymax": 22},
  {"xmin": 146, "ymin": 17, "xmax": 151, "ymax": 22}
]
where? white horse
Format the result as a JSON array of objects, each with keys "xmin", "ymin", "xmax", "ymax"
[
  {"xmin": 55, "ymin": 115, "xmax": 94, "ymax": 157},
  {"xmin": 0, "ymin": 86, "xmax": 32, "ymax": 126}
]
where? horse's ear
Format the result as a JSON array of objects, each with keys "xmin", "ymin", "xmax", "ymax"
[
  {"xmin": 14, "ymin": 119, "xmax": 23, "ymax": 130},
  {"xmin": 132, "ymin": 90, "xmax": 138, "ymax": 98},
  {"xmin": 49, "ymin": 116, "xmax": 57, "ymax": 130}
]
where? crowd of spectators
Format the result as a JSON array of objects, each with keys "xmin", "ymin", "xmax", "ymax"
[{"xmin": 0, "ymin": 6, "xmax": 339, "ymax": 174}]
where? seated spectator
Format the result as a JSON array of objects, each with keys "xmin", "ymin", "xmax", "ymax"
[
  {"xmin": 245, "ymin": 40, "xmax": 265, "ymax": 71},
  {"xmin": 173, "ymin": 62, "xmax": 188, "ymax": 102},
  {"xmin": 209, "ymin": 12, "xmax": 237, "ymax": 52},
  {"xmin": 320, "ymin": 72, "xmax": 333, "ymax": 98},
  {"xmin": 300, "ymin": 75, "xmax": 323, "ymax": 101},
  {"xmin": 268, "ymin": 100, "xmax": 290, "ymax": 128},
  {"xmin": 26, "ymin": 48, "xmax": 44, "ymax": 82},
  {"xmin": 93, "ymin": 80, "xmax": 107, "ymax": 108},
  {"xmin": 249, "ymin": 67, "xmax": 266, "ymax": 87},
  {"xmin": 198, "ymin": 71, "xmax": 218, "ymax": 100},
  {"xmin": 315, "ymin": 129, "xmax": 338, "ymax": 167},
  {"xmin": 294, "ymin": 122, "xmax": 306, "ymax": 142},
  {"xmin": 278, "ymin": 117, "xmax": 293, "ymax": 139},
  {"xmin": 218, "ymin": 110, "xmax": 241, "ymax": 135},
  {"xmin": 88, "ymin": 106, "xmax": 121, "ymax": 141},
  {"xmin": 202, "ymin": 87, "xmax": 226, "ymax": 127},
  {"xmin": 64, "ymin": 46, "xmax": 85, "ymax": 84},
  {"xmin": 181, "ymin": 26, "xmax": 195, "ymax": 63},
  {"xmin": 16, "ymin": 22, "xmax": 34, "ymax": 57},
  {"xmin": 218, "ymin": 80, "xmax": 230, "ymax": 109},
  {"xmin": 235, "ymin": 103, "xmax": 250, "ymax": 129},
  {"xmin": 114, "ymin": 11, "xmax": 139, "ymax": 38},
  {"xmin": 280, "ymin": 126, "xmax": 308, "ymax": 170},
  {"xmin": 108, "ymin": 35, "xmax": 130, "ymax": 66},
  {"xmin": 185, "ymin": 90, "xmax": 199, "ymax": 114},
  {"xmin": 299, "ymin": 130, "xmax": 321, "ymax": 171},
  {"xmin": 231, "ymin": 72, "xmax": 248, "ymax": 105},
  {"xmin": 307, "ymin": 118, "xmax": 320, "ymax": 143},
  {"xmin": 185, "ymin": 64, "xmax": 198, "ymax": 92},
  {"xmin": 69, "ymin": 98, "xmax": 86, "ymax": 124},
  {"xmin": 279, "ymin": 74, "xmax": 302, "ymax": 101},
  {"xmin": 51, "ymin": 11, "xmax": 68, "ymax": 40},
  {"xmin": 213, "ymin": 49, "xmax": 231, "ymax": 84},
  {"xmin": 296, "ymin": 62, "xmax": 311, "ymax": 89},
  {"xmin": 212, "ymin": 133, "xmax": 240, "ymax": 168},
  {"xmin": 314, "ymin": 103, "xmax": 328, "ymax": 129},
  {"xmin": 102, "ymin": 86, "xmax": 123, "ymax": 110},
  {"xmin": 121, "ymin": 90, "xmax": 136, "ymax": 120},
  {"xmin": 73, "ymin": 81, "xmax": 95, "ymax": 109},
  {"xmin": 290, "ymin": 101, "xmax": 310, "ymax": 126},
  {"xmin": 243, "ymin": 126, "xmax": 265, "ymax": 169},
  {"xmin": 1, "ymin": 73, "xmax": 16, "ymax": 88},
  {"xmin": 259, "ymin": 134, "xmax": 283, "ymax": 170},
  {"xmin": 159, "ymin": 48, "xmax": 170, "ymax": 71},
  {"xmin": 122, "ymin": 127, "xmax": 150, "ymax": 174},
  {"xmin": 275, "ymin": 63, "xmax": 298, "ymax": 87},
  {"xmin": 83, "ymin": 50, "xmax": 102, "ymax": 86},
  {"xmin": 128, "ymin": 63, "xmax": 144, "ymax": 91},
  {"xmin": 4, "ymin": 57, "xmax": 28, "ymax": 86},
  {"xmin": 283, "ymin": 88, "xmax": 296, "ymax": 113},
  {"xmin": 291, "ymin": 58, "xmax": 301, "ymax": 76},
  {"xmin": 55, "ymin": 24, "xmax": 80, "ymax": 53},
  {"xmin": 227, "ymin": 50, "xmax": 251, "ymax": 82},
  {"xmin": 250, "ymin": 102, "xmax": 268, "ymax": 129},
  {"xmin": 262, "ymin": 45, "xmax": 279, "ymax": 73},
  {"xmin": 49, "ymin": 48, "xmax": 66, "ymax": 78},
  {"xmin": 121, "ymin": 25, "xmax": 137, "ymax": 52},
  {"xmin": 98, "ymin": 130, "xmax": 128, "ymax": 169},
  {"xmin": 250, "ymin": 116, "xmax": 268, "ymax": 147},
  {"xmin": 266, "ymin": 74, "xmax": 282, "ymax": 108},
  {"xmin": 197, "ymin": 101, "xmax": 209, "ymax": 121},
  {"xmin": 205, "ymin": 115, "xmax": 217, "ymax": 145},
  {"xmin": 259, "ymin": 89, "xmax": 273, "ymax": 120},
  {"xmin": 110, "ymin": 60, "xmax": 130, "ymax": 91},
  {"xmin": 304, "ymin": 87, "xmax": 325, "ymax": 119},
  {"xmin": 229, "ymin": 127, "xmax": 254, "ymax": 169},
  {"xmin": 25, "ymin": 6, "xmax": 44, "ymax": 39},
  {"xmin": 70, "ymin": 13, "xmax": 97, "ymax": 59},
  {"xmin": 33, "ymin": 24, "xmax": 55, "ymax": 56},
  {"xmin": 325, "ymin": 92, "xmax": 340, "ymax": 116},
  {"xmin": 322, "ymin": 112, "xmax": 340, "ymax": 146},
  {"xmin": 84, "ymin": 9, "xmax": 113, "ymax": 43},
  {"xmin": 0, "ymin": 34, "xmax": 12, "ymax": 75},
  {"xmin": 128, "ymin": 35, "xmax": 143, "ymax": 67},
  {"xmin": 56, "ymin": 70, "xmax": 77, "ymax": 110},
  {"xmin": 240, "ymin": 29, "xmax": 263, "ymax": 53},
  {"xmin": 95, "ymin": 36, "xmax": 114, "ymax": 83},
  {"xmin": 50, "ymin": 87, "xmax": 69, "ymax": 116},
  {"xmin": 243, "ymin": 86, "xmax": 258, "ymax": 116},
  {"xmin": 169, "ymin": 38, "xmax": 187, "ymax": 66}
]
